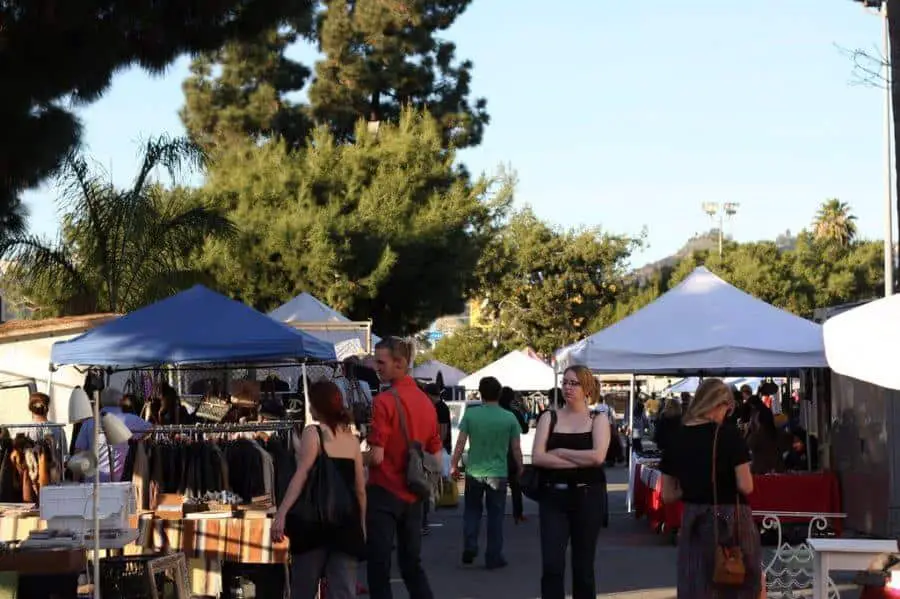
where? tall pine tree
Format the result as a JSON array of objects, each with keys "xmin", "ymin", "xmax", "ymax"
[
  {"xmin": 180, "ymin": 0, "xmax": 488, "ymax": 151},
  {"xmin": 181, "ymin": 26, "xmax": 315, "ymax": 150},
  {"xmin": 310, "ymin": 0, "xmax": 488, "ymax": 148},
  {"xmin": 1, "ymin": 0, "xmax": 314, "ymax": 236}
]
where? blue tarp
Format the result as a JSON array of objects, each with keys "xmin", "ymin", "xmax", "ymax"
[{"xmin": 51, "ymin": 285, "xmax": 337, "ymax": 367}]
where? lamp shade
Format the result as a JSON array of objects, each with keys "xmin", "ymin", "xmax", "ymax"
[
  {"xmin": 101, "ymin": 413, "xmax": 132, "ymax": 445},
  {"xmin": 67, "ymin": 450, "xmax": 97, "ymax": 478},
  {"xmin": 68, "ymin": 388, "xmax": 93, "ymax": 423}
]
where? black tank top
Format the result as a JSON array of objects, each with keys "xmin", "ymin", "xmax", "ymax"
[{"xmin": 543, "ymin": 413, "xmax": 607, "ymax": 486}]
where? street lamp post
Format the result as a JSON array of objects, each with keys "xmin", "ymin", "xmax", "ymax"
[
  {"xmin": 855, "ymin": 0, "xmax": 894, "ymax": 296},
  {"xmin": 701, "ymin": 202, "xmax": 740, "ymax": 257}
]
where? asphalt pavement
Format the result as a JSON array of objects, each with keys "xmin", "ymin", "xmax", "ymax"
[{"xmin": 363, "ymin": 466, "xmax": 679, "ymax": 599}]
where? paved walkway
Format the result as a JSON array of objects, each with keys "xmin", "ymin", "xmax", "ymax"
[{"xmin": 365, "ymin": 466, "xmax": 679, "ymax": 599}]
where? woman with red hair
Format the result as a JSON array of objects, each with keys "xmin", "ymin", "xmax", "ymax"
[{"xmin": 272, "ymin": 380, "xmax": 367, "ymax": 598}]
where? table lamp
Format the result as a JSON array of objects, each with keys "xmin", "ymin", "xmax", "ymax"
[{"xmin": 67, "ymin": 387, "xmax": 133, "ymax": 599}]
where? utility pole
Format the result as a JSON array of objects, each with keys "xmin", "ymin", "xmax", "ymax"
[
  {"xmin": 855, "ymin": 0, "xmax": 895, "ymax": 296},
  {"xmin": 701, "ymin": 202, "xmax": 740, "ymax": 257}
]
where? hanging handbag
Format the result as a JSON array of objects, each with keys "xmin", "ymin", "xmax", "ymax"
[
  {"xmin": 290, "ymin": 426, "xmax": 356, "ymax": 527},
  {"xmin": 712, "ymin": 425, "xmax": 747, "ymax": 586},
  {"xmin": 521, "ymin": 411, "xmax": 557, "ymax": 501}
]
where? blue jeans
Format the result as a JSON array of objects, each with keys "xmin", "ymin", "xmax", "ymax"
[{"xmin": 463, "ymin": 475, "xmax": 508, "ymax": 565}]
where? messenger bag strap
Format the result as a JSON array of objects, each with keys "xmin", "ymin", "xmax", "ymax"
[{"xmin": 390, "ymin": 388, "xmax": 411, "ymax": 449}]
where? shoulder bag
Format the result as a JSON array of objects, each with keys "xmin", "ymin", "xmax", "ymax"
[
  {"xmin": 290, "ymin": 425, "xmax": 356, "ymax": 526},
  {"xmin": 712, "ymin": 425, "xmax": 747, "ymax": 586},
  {"xmin": 521, "ymin": 410, "xmax": 557, "ymax": 501},
  {"xmin": 391, "ymin": 389, "xmax": 437, "ymax": 501}
]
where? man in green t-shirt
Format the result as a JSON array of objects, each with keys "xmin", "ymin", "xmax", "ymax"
[{"xmin": 450, "ymin": 376, "xmax": 523, "ymax": 569}]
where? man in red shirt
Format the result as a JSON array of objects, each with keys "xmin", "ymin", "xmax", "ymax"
[{"xmin": 366, "ymin": 337, "xmax": 441, "ymax": 599}]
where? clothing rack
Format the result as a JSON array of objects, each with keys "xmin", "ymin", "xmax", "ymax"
[
  {"xmin": 146, "ymin": 421, "xmax": 296, "ymax": 434},
  {"xmin": 1, "ymin": 423, "xmax": 68, "ymax": 492}
]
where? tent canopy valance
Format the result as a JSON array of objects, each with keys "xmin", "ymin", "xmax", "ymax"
[
  {"xmin": 555, "ymin": 267, "xmax": 827, "ymax": 375},
  {"xmin": 458, "ymin": 350, "xmax": 555, "ymax": 391},
  {"xmin": 269, "ymin": 292, "xmax": 380, "ymax": 354},
  {"xmin": 51, "ymin": 285, "xmax": 336, "ymax": 368}
]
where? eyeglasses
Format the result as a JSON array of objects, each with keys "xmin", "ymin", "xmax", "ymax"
[{"xmin": 562, "ymin": 380, "xmax": 581, "ymax": 388}]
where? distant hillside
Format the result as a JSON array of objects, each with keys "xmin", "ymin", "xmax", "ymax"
[{"xmin": 634, "ymin": 229, "xmax": 797, "ymax": 282}]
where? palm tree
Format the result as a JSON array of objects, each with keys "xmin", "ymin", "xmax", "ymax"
[
  {"xmin": 0, "ymin": 136, "xmax": 236, "ymax": 316},
  {"xmin": 813, "ymin": 198, "xmax": 858, "ymax": 247}
]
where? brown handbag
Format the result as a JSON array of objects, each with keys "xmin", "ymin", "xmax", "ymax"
[{"xmin": 712, "ymin": 425, "xmax": 747, "ymax": 586}]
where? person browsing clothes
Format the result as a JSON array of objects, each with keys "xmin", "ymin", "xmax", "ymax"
[{"xmin": 73, "ymin": 388, "xmax": 151, "ymax": 482}]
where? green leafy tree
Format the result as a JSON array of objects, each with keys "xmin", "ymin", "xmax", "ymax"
[
  {"xmin": 476, "ymin": 208, "xmax": 641, "ymax": 355},
  {"xmin": 309, "ymin": 0, "xmax": 488, "ymax": 148},
  {"xmin": 199, "ymin": 108, "xmax": 512, "ymax": 333},
  {"xmin": 813, "ymin": 199, "xmax": 858, "ymax": 247},
  {"xmin": 428, "ymin": 326, "xmax": 515, "ymax": 374},
  {"xmin": 1, "ymin": 0, "xmax": 311, "ymax": 233},
  {"xmin": 0, "ymin": 137, "xmax": 235, "ymax": 316},
  {"xmin": 181, "ymin": 27, "xmax": 315, "ymax": 150}
]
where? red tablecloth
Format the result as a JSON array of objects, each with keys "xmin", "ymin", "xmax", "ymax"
[{"xmin": 634, "ymin": 466, "xmax": 842, "ymax": 534}]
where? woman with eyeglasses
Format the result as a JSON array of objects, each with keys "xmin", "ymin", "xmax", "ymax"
[{"xmin": 531, "ymin": 365, "xmax": 611, "ymax": 599}]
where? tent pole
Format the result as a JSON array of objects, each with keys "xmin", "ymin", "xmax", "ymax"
[
  {"xmin": 302, "ymin": 362, "xmax": 312, "ymax": 426},
  {"xmin": 627, "ymin": 373, "xmax": 636, "ymax": 513}
]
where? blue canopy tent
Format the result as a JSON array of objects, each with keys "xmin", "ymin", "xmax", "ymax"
[{"xmin": 51, "ymin": 285, "xmax": 336, "ymax": 368}]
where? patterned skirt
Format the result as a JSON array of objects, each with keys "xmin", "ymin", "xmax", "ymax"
[{"xmin": 678, "ymin": 502, "xmax": 762, "ymax": 599}]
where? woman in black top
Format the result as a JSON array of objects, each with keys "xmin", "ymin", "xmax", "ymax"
[
  {"xmin": 272, "ymin": 381, "xmax": 366, "ymax": 599},
  {"xmin": 531, "ymin": 365, "xmax": 611, "ymax": 599},
  {"xmin": 660, "ymin": 378, "xmax": 762, "ymax": 599}
]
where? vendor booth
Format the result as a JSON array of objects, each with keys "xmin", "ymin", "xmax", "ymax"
[
  {"xmin": 458, "ymin": 349, "xmax": 556, "ymax": 392},
  {"xmin": 412, "ymin": 360, "xmax": 467, "ymax": 387},
  {"xmin": 0, "ymin": 286, "xmax": 337, "ymax": 598},
  {"xmin": 269, "ymin": 291, "xmax": 379, "ymax": 359},
  {"xmin": 824, "ymin": 294, "xmax": 900, "ymax": 539},
  {"xmin": 554, "ymin": 267, "xmax": 838, "ymax": 596}
]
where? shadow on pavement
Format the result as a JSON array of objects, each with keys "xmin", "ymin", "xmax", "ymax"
[{"xmin": 363, "ymin": 466, "xmax": 678, "ymax": 599}]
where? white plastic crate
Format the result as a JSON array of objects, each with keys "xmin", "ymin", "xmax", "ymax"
[{"xmin": 40, "ymin": 482, "xmax": 135, "ymax": 532}]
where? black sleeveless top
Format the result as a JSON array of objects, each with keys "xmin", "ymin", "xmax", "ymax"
[
  {"xmin": 285, "ymin": 456, "xmax": 365, "ymax": 558},
  {"xmin": 543, "ymin": 412, "xmax": 607, "ymax": 486}
]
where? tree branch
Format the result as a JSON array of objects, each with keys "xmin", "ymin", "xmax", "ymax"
[{"xmin": 837, "ymin": 43, "xmax": 888, "ymax": 89}]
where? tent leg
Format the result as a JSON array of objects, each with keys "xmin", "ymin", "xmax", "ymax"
[
  {"xmin": 302, "ymin": 363, "xmax": 312, "ymax": 426},
  {"xmin": 626, "ymin": 373, "xmax": 636, "ymax": 513}
]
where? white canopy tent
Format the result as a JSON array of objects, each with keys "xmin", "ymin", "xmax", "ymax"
[
  {"xmin": 458, "ymin": 350, "xmax": 556, "ymax": 392},
  {"xmin": 556, "ymin": 267, "xmax": 827, "ymax": 374},
  {"xmin": 824, "ymin": 294, "xmax": 899, "ymax": 390},
  {"xmin": 663, "ymin": 376, "xmax": 756, "ymax": 395},
  {"xmin": 554, "ymin": 266, "xmax": 827, "ymax": 512},
  {"xmin": 269, "ymin": 292, "xmax": 380, "ymax": 356},
  {"xmin": 412, "ymin": 360, "xmax": 467, "ymax": 386}
]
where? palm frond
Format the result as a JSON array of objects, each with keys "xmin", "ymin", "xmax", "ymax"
[
  {"xmin": 0, "ymin": 235, "xmax": 96, "ymax": 312},
  {"xmin": 132, "ymin": 135, "xmax": 207, "ymax": 192}
]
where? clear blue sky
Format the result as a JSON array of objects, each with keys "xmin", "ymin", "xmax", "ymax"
[{"xmin": 22, "ymin": 0, "xmax": 889, "ymax": 267}]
